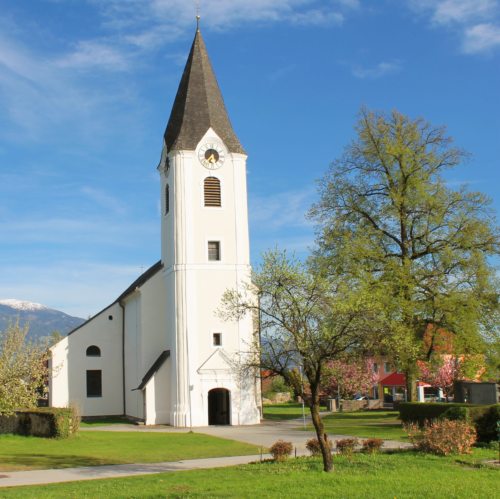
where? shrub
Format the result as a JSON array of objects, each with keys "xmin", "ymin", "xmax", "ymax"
[
  {"xmin": 399, "ymin": 402, "xmax": 471, "ymax": 426},
  {"xmin": 405, "ymin": 419, "xmax": 476, "ymax": 456},
  {"xmin": 336, "ymin": 438, "xmax": 358, "ymax": 456},
  {"xmin": 399, "ymin": 402, "xmax": 500, "ymax": 442},
  {"xmin": 306, "ymin": 437, "xmax": 332, "ymax": 456},
  {"xmin": 474, "ymin": 405, "xmax": 500, "ymax": 443},
  {"xmin": 439, "ymin": 404, "xmax": 499, "ymax": 442},
  {"xmin": 0, "ymin": 407, "xmax": 79, "ymax": 438},
  {"xmin": 362, "ymin": 438, "xmax": 384, "ymax": 454},
  {"xmin": 440, "ymin": 406, "xmax": 470, "ymax": 422},
  {"xmin": 269, "ymin": 440, "xmax": 293, "ymax": 461}
]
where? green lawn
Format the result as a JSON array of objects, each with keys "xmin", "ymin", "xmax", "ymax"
[
  {"xmin": 0, "ymin": 432, "xmax": 259, "ymax": 471},
  {"xmin": 263, "ymin": 403, "xmax": 326, "ymax": 421},
  {"xmin": 1, "ymin": 449, "xmax": 498, "ymax": 498},
  {"xmin": 80, "ymin": 416, "xmax": 135, "ymax": 427},
  {"xmin": 264, "ymin": 404, "xmax": 406, "ymax": 441},
  {"xmin": 316, "ymin": 410, "xmax": 407, "ymax": 441}
]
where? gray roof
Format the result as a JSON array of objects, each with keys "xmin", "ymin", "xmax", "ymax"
[
  {"xmin": 163, "ymin": 29, "xmax": 245, "ymax": 154},
  {"xmin": 134, "ymin": 350, "xmax": 170, "ymax": 391}
]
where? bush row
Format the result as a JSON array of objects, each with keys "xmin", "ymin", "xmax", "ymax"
[
  {"xmin": 398, "ymin": 402, "xmax": 500, "ymax": 442},
  {"xmin": 0, "ymin": 407, "xmax": 80, "ymax": 438}
]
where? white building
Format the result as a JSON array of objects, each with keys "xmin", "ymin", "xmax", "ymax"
[{"xmin": 49, "ymin": 26, "xmax": 261, "ymax": 427}]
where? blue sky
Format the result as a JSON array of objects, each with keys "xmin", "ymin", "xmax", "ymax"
[{"xmin": 1, "ymin": 0, "xmax": 499, "ymax": 318}]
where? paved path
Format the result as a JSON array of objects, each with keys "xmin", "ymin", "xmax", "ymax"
[
  {"xmin": 0, "ymin": 416, "xmax": 411, "ymax": 488},
  {"xmin": 0, "ymin": 454, "xmax": 267, "ymax": 488}
]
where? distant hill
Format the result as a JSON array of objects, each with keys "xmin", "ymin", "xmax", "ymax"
[{"xmin": 0, "ymin": 299, "xmax": 85, "ymax": 343}]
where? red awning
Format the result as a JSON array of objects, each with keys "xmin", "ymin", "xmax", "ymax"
[{"xmin": 380, "ymin": 372, "xmax": 406, "ymax": 387}]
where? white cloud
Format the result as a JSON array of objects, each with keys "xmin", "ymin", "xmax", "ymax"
[
  {"xmin": 80, "ymin": 187, "xmax": 128, "ymax": 215},
  {"xmin": 55, "ymin": 40, "xmax": 130, "ymax": 71},
  {"xmin": 249, "ymin": 187, "xmax": 316, "ymax": 230},
  {"xmin": 0, "ymin": 32, "xmax": 145, "ymax": 144},
  {"xmin": 91, "ymin": 0, "xmax": 349, "ymax": 33},
  {"xmin": 407, "ymin": 0, "xmax": 500, "ymax": 54},
  {"xmin": 431, "ymin": 0, "xmax": 497, "ymax": 25},
  {"xmin": 289, "ymin": 9, "xmax": 344, "ymax": 26},
  {"xmin": 351, "ymin": 61, "xmax": 401, "ymax": 79},
  {"xmin": 0, "ymin": 0, "xmax": 360, "ymax": 140},
  {"xmin": 463, "ymin": 23, "xmax": 500, "ymax": 52}
]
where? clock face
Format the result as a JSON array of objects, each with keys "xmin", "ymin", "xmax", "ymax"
[{"xmin": 198, "ymin": 143, "xmax": 225, "ymax": 169}]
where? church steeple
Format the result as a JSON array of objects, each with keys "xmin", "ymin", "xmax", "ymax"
[{"xmin": 164, "ymin": 28, "xmax": 245, "ymax": 154}]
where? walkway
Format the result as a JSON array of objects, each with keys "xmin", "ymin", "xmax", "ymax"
[
  {"xmin": 0, "ymin": 454, "xmax": 265, "ymax": 488},
  {"xmin": 0, "ymin": 416, "xmax": 411, "ymax": 488}
]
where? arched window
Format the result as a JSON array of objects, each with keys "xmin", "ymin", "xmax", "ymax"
[
  {"xmin": 86, "ymin": 345, "xmax": 101, "ymax": 357},
  {"xmin": 165, "ymin": 184, "xmax": 170, "ymax": 214},
  {"xmin": 204, "ymin": 177, "xmax": 221, "ymax": 207}
]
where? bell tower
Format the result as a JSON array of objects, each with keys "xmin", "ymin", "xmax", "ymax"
[{"xmin": 157, "ymin": 25, "xmax": 260, "ymax": 427}]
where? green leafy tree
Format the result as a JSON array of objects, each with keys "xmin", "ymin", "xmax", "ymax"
[
  {"xmin": 311, "ymin": 108, "xmax": 500, "ymax": 399},
  {"xmin": 0, "ymin": 322, "xmax": 49, "ymax": 414},
  {"xmin": 220, "ymin": 249, "xmax": 381, "ymax": 472}
]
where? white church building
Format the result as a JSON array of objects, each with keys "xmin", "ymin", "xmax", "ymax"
[{"xmin": 49, "ymin": 26, "xmax": 261, "ymax": 427}]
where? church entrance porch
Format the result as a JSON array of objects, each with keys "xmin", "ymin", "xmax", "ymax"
[{"xmin": 208, "ymin": 388, "xmax": 230, "ymax": 425}]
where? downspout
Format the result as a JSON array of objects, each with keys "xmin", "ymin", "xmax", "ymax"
[{"xmin": 119, "ymin": 300, "xmax": 126, "ymax": 416}]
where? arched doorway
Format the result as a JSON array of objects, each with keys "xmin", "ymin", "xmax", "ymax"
[{"xmin": 208, "ymin": 388, "xmax": 230, "ymax": 425}]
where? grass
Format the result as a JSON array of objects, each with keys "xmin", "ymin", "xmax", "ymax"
[
  {"xmin": 264, "ymin": 403, "xmax": 406, "ymax": 441},
  {"xmin": 263, "ymin": 403, "xmax": 326, "ymax": 421},
  {"xmin": 80, "ymin": 416, "xmax": 135, "ymax": 427},
  {"xmin": 316, "ymin": 410, "xmax": 407, "ymax": 441},
  {"xmin": 0, "ymin": 432, "xmax": 259, "ymax": 471},
  {"xmin": 1, "ymin": 449, "xmax": 498, "ymax": 498}
]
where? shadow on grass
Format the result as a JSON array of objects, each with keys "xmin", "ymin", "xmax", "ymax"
[
  {"xmin": 323, "ymin": 412, "xmax": 399, "ymax": 421},
  {"xmin": 80, "ymin": 416, "xmax": 134, "ymax": 427},
  {"xmin": 0, "ymin": 454, "xmax": 119, "ymax": 471}
]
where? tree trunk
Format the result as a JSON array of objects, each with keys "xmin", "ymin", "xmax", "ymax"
[
  {"xmin": 405, "ymin": 369, "xmax": 417, "ymax": 402},
  {"xmin": 309, "ymin": 398, "xmax": 333, "ymax": 472}
]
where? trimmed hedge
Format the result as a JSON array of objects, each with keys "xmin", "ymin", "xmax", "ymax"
[
  {"xmin": 398, "ymin": 402, "xmax": 472, "ymax": 426},
  {"xmin": 0, "ymin": 407, "xmax": 79, "ymax": 438},
  {"xmin": 399, "ymin": 402, "xmax": 500, "ymax": 442}
]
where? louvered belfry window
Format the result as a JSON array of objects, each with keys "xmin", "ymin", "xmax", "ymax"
[{"xmin": 204, "ymin": 177, "xmax": 221, "ymax": 207}]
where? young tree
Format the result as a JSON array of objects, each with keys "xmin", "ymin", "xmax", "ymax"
[
  {"xmin": 322, "ymin": 358, "xmax": 377, "ymax": 399},
  {"xmin": 0, "ymin": 322, "xmax": 49, "ymax": 414},
  {"xmin": 417, "ymin": 356, "xmax": 458, "ymax": 397},
  {"xmin": 220, "ymin": 250, "xmax": 381, "ymax": 472},
  {"xmin": 311, "ymin": 108, "xmax": 500, "ymax": 399}
]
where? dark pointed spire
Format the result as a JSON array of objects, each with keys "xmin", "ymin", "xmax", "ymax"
[{"xmin": 164, "ymin": 29, "xmax": 245, "ymax": 154}]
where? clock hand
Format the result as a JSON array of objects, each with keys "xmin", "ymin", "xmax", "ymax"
[{"xmin": 207, "ymin": 154, "xmax": 216, "ymax": 163}]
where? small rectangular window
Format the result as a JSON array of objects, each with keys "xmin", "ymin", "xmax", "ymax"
[
  {"xmin": 372, "ymin": 362, "xmax": 378, "ymax": 373},
  {"xmin": 384, "ymin": 362, "xmax": 391, "ymax": 373},
  {"xmin": 213, "ymin": 333, "xmax": 222, "ymax": 346},
  {"xmin": 86, "ymin": 370, "xmax": 102, "ymax": 397},
  {"xmin": 208, "ymin": 241, "xmax": 220, "ymax": 261}
]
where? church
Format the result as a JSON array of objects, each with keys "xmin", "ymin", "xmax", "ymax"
[{"xmin": 49, "ymin": 25, "xmax": 262, "ymax": 427}]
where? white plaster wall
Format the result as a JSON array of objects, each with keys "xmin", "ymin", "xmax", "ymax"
[
  {"xmin": 124, "ymin": 294, "xmax": 142, "ymax": 419},
  {"xmin": 139, "ymin": 270, "xmax": 169, "ymax": 374},
  {"xmin": 49, "ymin": 336, "xmax": 69, "ymax": 408},
  {"xmin": 138, "ymin": 271, "xmax": 170, "ymax": 424},
  {"xmin": 144, "ymin": 360, "xmax": 171, "ymax": 425},
  {"xmin": 50, "ymin": 302, "xmax": 124, "ymax": 416},
  {"xmin": 160, "ymin": 129, "xmax": 260, "ymax": 427}
]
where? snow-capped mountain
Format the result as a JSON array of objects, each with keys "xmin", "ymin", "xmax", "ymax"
[
  {"xmin": 0, "ymin": 299, "xmax": 85, "ymax": 343},
  {"xmin": 0, "ymin": 299, "xmax": 49, "ymax": 312}
]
